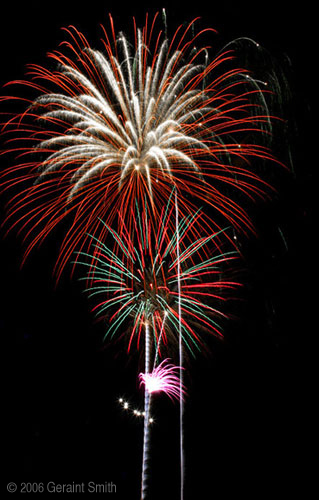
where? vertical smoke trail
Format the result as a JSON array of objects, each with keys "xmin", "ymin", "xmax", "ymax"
[
  {"xmin": 175, "ymin": 189, "xmax": 184, "ymax": 500},
  {"xmin": 141, "ymin": 321, "xmax": 151, "ymax": 499}
]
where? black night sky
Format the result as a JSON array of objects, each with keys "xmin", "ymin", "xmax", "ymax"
[{"xmin": 1, "ymin": 2, "xmax": 313, "ymax": 499}]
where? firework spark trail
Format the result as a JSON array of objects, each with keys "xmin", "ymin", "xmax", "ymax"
[
  {"xmin": 175, "ymin": 189, "xmax": 184, "ymax": 500},
  {"xmin": 153, "ymin": 312, "xmax": 167, "ymax": 369},
  {"xmin": 141, "ymin": 321, "xmax": 151, "ymax": 500}
]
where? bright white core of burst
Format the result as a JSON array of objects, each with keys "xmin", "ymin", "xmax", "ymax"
[{"xmin": 143, "ymin": 374, "xmax": 163, "ymax": 394}]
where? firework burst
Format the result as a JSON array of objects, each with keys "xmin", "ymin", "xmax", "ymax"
[
  {"xmin": 139, "ymin": 359, "xmax": 186, "ymax": 402},
  {"xmin": 76, "ymin": 202, "xmax": 239, "ymax": 357},
  {"xmin": 0, "ymin": 11, "xmax": 285, "ymax": 500},
  {"xmin": 1, "ymin": 13, "xmax": 278, "ymax": 280}
]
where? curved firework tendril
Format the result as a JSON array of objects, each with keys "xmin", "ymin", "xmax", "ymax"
[
  {"xmin": 139, "ymin": 359, "xmax": 186, "ymax": 402},
  {"xmin": 0, "ymin": 13, "xmax": 280, "ymax": 281}
]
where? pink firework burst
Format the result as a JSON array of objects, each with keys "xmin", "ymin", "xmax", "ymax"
[{"xmin": 139, "ymin": 359, "xmax": 186, "ymax": 402}]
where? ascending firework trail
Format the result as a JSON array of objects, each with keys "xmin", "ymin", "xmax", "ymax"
[{"xmin": 175, "ymin": 189, "xmax": 184, "ymax": 500}]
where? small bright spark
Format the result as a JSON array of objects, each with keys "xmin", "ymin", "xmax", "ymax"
[{"xmin": 119, "ymin": 397, "xmax": 151, "ymax": 421}]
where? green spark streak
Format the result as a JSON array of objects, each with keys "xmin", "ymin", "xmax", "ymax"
[
  {"xmin": 169, "ymin": 229, "xmax": 228, "ymax": 269},
  {"xmin": 180, "ymin": 297, "xmax": 222, "ymax": 330},
  {"xmin": 181, "ymin": 294, "xmax": 227, "ymax": 318},
  {"xmin": 155, "ymin": 293, "xmax": 199, "ymax": 355},
  {"xmin": 155, "ymin": 189, "xmax": 175, "ymax": 249},
  {"xmin": 107, "ymin": 303, "xmax": 137, "ymax": 341},
  {"xmin": 155, "ymin": 258, "xmax": 166, "ymax": 276},
  {"xmin": 135, "ymin": 199, "xmax": 146, "ymax": 251},
  {"xmin": 77, "ymin": 239, "xmax": 140, "ymax": 282},
  {"xmin": 163, "ymin": 211, "xmax": 200, "ymax": 260},
  {"xmin": 168, "ymin": 312, "xmax": 198, "ymax": 357},
  {"xmin": 87, "ymin": 286, "xmax": 127, "ymax": 297},
  {"xmin": 133, "ymin": 244, "xmax": 144, "ymax": 272},
  {"xmin": 96, "ymin": 218, "xmax": 134, "ymax": 262},
  {"xmin": 174, "ymin": 250, "xmax": 237, "ymax": 278},
  {"xmin": 93, "ymin": 292, "xmax": 134, "ymax": 318}
]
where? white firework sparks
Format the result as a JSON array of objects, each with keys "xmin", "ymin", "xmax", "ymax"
[
  {"xmin": 34, "ymin": 34, "xmax": 208, "ymax": 199},
  {"xmin": 28, "ymin": 17, "xmax": 272, "ymax": 209},
  {"xmin": 1, "ymin": 15, "xmax": 277, "ymax": 282}
]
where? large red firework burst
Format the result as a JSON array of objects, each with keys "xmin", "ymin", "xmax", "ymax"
[{"xmin": 1, "ymin": 13, "xmax": 279, "ymax": 281}]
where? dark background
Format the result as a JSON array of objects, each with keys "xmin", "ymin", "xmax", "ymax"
[{"xmin": 1, "ymin": 2, "xmax": 313, "ymax": 498}]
